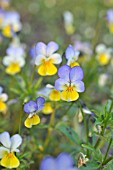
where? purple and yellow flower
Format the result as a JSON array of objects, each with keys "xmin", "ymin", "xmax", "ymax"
[
  {"xmin": 95, "ymin": 44, "xmax": 113, "ymax": 65},
  {"xmin": 65, "ymin": 45, "xmax": 80, "ymax": 67},
  {"xmin": 24, "ymin": 97, "xmax": 45, "ymax": 128},
  {"xmin": 35, "ymin": 41, "xmax": 62, "ymax": 76},
  {"xmin": 107, "ymin": 9, "xmax": 113, "ymax": 33},
  {"xmin": 0, "ymin": 131, "xmax": 22, "ymax": 169},
  {"xmin": 39, "ymin": 152, "xmax": 78, "ymax": 170},
  {"xmin": 3, "ymin": 45, "xmax": 25, "ymax": 75},
  {"xmin": 0, "ymin": 86, "xmax": 8, "ymax": 113},
  {"xmin": 55, "ymin": 65, "xmax": 85, "ymax": 102},
  {"xmin": 63, "ymin": 11, "xmax": 75, "ymax": 35},
  {"xmin": 1, "ymin": 10, "xmax": 22, "ymax": 37}
]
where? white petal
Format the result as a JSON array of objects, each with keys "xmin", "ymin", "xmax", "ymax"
[
  {"xmin": 50, "ymin": 53, "xmax": 62, "ymax": 64},
  {"xmin": 0, "ymin": 93, "xmax": 8, "ymax": 102},
  {"xmin": 0, "ymin": 147, "xmax": 9, "ymax": 158},
  {"xmin": 10, "ymin": 134, "xmax": 22, "ymax": 152},
  {"xmin": 0, "ymin": 132, "xmax": 11, "ymax": 148},
  {"xmin": 96, "ymin": 44, "xmax": 106, "ymax": 53},
  {"xmin": 2, "ymin": 56, "xmax": 13, "ymax": 66},
  {"xmin": 35, "ymin": 55, "xmax": 46, "ymax": 66},
  {"xmin": 17, "ymin": 57, "xmax": 25, "ymax": 67}
]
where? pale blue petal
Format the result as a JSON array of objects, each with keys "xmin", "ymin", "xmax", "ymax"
[
  {"xmin": 72, "ymin": 81, "xmax": 85, "ymax": 92},
  {"xmin": 65, "ymin": 45, "xmax": 75, "ymax": 60},
  {"xmin": 55, "ymin": 78, "xmax": 68, "ymax": 90},
  {"xmin": 58, "ymin": 65, "xmax": 70, "ymax": 81},
  {"xmin": 39, "ymin": 156, "xmax": 56, "ymax": 170},
  {"xmin": 46, "ymin": 41, "xmax": 59, "ymax": 56},
  {"xmin": 0, "ymin": 132, "xmax": 11, "ymax": 148},
  {"xmin": 70, "ymin": 66, "xmax": 84, "ymax": 82}
]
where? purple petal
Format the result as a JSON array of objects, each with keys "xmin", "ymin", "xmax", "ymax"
[
  {"xmin": 35, "ymin": 42, "xmax": 46, "ymax": 56},
  {"xmin": 55, "ymin": 78, "xmax": 68, "ymax": 90},
  {"xmin": 65, "ymin": 45, "xmax": 75, "ymax": 60},
  {"xmin": 58, "ymin": 65, "xmax": 70, "ymax": 81},
  {"xmin": 107, "ymin": 9, "xmax": 113, "ymax": 22},
  {"xmin": 70, "ymin": 66, "xmax": 84, "ymax": 82},
  {"xmin": 46, "ymin": 41, "xmax": 59, "ymax": 56},
  {"xmin": 24, "ymin": 100, "xmax": 38, "ymax": 113},
  {"xmin": 36, "ymin": 97, "xmax": 45, "ymax": 110},
  {"xmin": 72, "ymin": 81, "xmax": 85, "ymax": 92},
  {"xmin": 39, "ymin": 156, "xmax": 56, "ymax": 170},
  {"xmin": 56, "ymin": 152, "xmax": 74, "ymax": 170}
]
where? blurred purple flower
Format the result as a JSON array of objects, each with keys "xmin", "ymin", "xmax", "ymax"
[
  {"xmin": 74, "ymin": 40, "xmax": 92, "ymax": 55},
  {"xmin": 29, "ymin": 46, "xmax": 36, "ymax": 59},
  {"xmin": 39, "ymin": 152, "xmax": 78, "ymax": 170},
  {"xmin": 24, "ymin": 96, "xmax": 45, "ymax": 114},
  {"xmin": 107, "ymin": 9, "xmax": 113, "ymax": 22}
]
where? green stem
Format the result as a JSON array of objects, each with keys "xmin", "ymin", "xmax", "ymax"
[
  {"xmin": 103, "ymin": 138, "xmax": 112, "ymax": 162},
  {"xmin": 44, "ymin": 110, "xmax": 55, "ymax": 149},
  {"xmin": 98, "ymin": 138, "xmax": 112, "ymax": 170},
  {"xmin": 19, "ymin": 108, "xmax": 23, "ymax": 135},
  {"xmin": 79, "ymin": 101, "xmax": 89, "ymax": 156}
]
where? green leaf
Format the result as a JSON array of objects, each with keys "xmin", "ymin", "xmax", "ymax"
[
  {"xmin": 81, "ymin": 144, "xmax": 95, "ymax": 151},
  {"xmin": 56, "ymin": 123, "xmax": 81, "ymax": 145},
  {"xmin": 105, "ymin": 100, "xmax": 113, "ymax": 114}
]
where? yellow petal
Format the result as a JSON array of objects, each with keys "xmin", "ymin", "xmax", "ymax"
[
  {"xmin": 61, "ymin": 86, "xmax": 79, "ymax": 101},
  {"xmin": 6, "ymin": 63, "xmax": 21, "ymax": 75},
  {"xmin": 42, "ymin": 102, "xmax": 53, "ymax": 114},
  {"xmin": 2, "ymin": 25, "xmax": 12, "ymax": 38},
  {"xmin": 38, "ymin": 61, "xmax": 57, "ymax": 76},
  {"xmin": 0, "ymin": 101, "xmax": 7, "ymax": 112},
  {"xmin": 98, "ymin": 53, "xmax": 110, "ymax": 65},
  {"xmin": 49, "ymin": 89, "xmax": 60, "ymax": 101},
  {"xmin": 65, "ymin": 24, "xmax": 75, "ymax": 35},
  {"xmin": 1, "ymin": 153, "xmax": 20, "ymax": 169},
  {"xmin": 70, "ymin": 61, "xmax": 79, "ymax": 67},
  {"xmin": 24, "ymin": 114, "xmax": 40, "ymax": 128}
]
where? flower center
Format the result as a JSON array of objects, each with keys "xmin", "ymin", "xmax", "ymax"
[
  {"xmin": 98, "ymin": 53, "xmax": 109, "ymax": 65},
  {"xmin": 66, "ymin": 86, "xmax": 74, "ymax": 92}
]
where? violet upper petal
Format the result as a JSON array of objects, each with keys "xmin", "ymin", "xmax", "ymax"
[
  {"xmin": 35, "ymin": 42, "xmax": 46, "ymax": 56},
  {"xmin": 70, "ymin": 66, "xmax": 84, "ymax": 82},
  {"xmin": 36, "ymin": 96, "xmax": 45, "ymax": 110},
  {"xmin": 24, "ymin": 100, "xmax": 38, "ymax": 113},
  {"xmin": 65, "ymin": 45, "xmax": 75, "ymax": 60},
  {"xmin": 39, "ymin": 156, "xmax": 56, "ymax": 170},
  {"xmin": 58, "ymin": 65, "xmax": 70, "ymax": 81},
  {"xmin": 46, "ymin": 41, "xmax": 59, "ymax": 56},
  {"xmin": 56, "ymin": 152, "xmax": 74, "ymax": 170}
]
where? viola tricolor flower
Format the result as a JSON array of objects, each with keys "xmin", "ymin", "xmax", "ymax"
[
  {"xmin": 24, "ymin": 97, "xmax": 45, "ymax": 128},
  {"xmin": 65, "ymin": 45, "xmax": 80, "ymax": 67},
  {"xmin": 0, "ymin": 86, "xmax": 8, "ymax": 113},
  {"xmin": 63, "ymin": 11, "xmax": 75, "ymax": 35},
  {"xmin": 0, "ymin": 131, "xmax": 22, "ymax": 169},
  {"xmin": 107, "ymin": 9, "xmax": 113, "ymax": 33},
  {"xmin": 55, "ymin": 65, "xmax": 85, "ymax": 102},
  {"xmin": 1, "ymin": 10, "xmax": 22, "ymax": 37},
  {"xmin": 96, "ymin": 44, "xmax": 113, "ymax": 65},
  {"xmin": 3, "ymin": 45, "xmax": 25, "ymax": 75},
  {"xmin": 35, "ymin": 41, "xmax": 62, "ymax": 76},
  {"xmin": 39, "ymin": 152, "xmax": 78, "ymax": 170}
]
